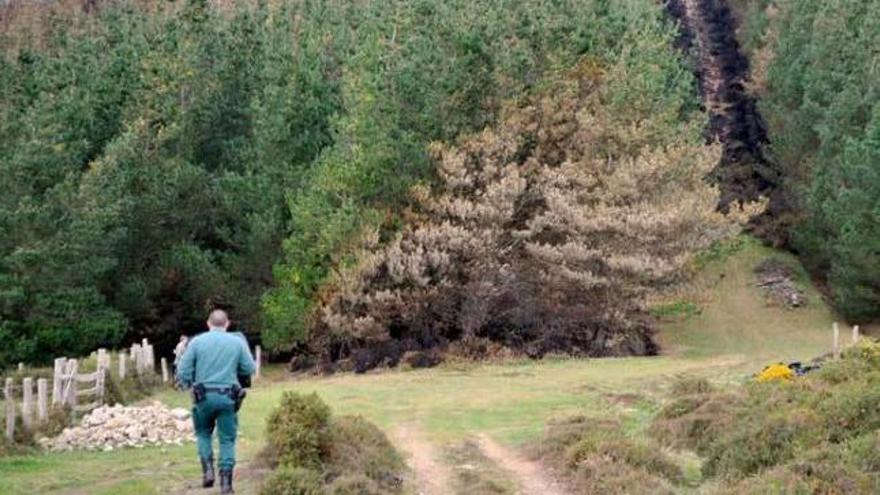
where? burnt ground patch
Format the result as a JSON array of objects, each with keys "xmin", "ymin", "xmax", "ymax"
[{"xmin": 664, "ymin": 0, "xmax": 786, "ymax": 242}]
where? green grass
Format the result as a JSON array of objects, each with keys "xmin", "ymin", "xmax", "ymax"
[
  {"xmin": 0, "ymin": 236, "xmax": 841, "ymax": 494},
  {"xmin": 654, "ymin": 236, "xmax": 835, "ymax": 360}
]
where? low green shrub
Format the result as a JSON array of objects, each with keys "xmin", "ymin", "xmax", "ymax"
[
  {"xmin": 564, "ymin": 435, "xmax": 683, "ymax": 483},
  {"xmin": 846, "ymin": 431, "xmax": 880, "ymax": 474},
  {"xmin": 36, "ymin": 404, "xmax": 70, "ymax": 439},
  {"xmin": 651, "ymin": 340, "xmax": 880, "ymax": 485},
  {"xmin": 264, "ymin": 392, "xmax": 332, "ymax": 469},
  {"xmin": 718, "ymin": 441, "xmax": 880, "ymax": 494},
  {"xmin": 816, "ymin": 380, "xmax": 880, "ymax": 442},
  {"xmin": 324, "ymin": 474, "xmax": 383, "ymax": 495},
  {"xmin": 571, "ymin": 457, "xmax": 677, "ymax": 495},
  {"xmin": 532, "ymin": 415, "xmax": 682, "ymax": 494},
  {"xmin": 650, "ymin": 376, "xmax": 739, "ymax": 453},
  {"xmin": 703, "ymin": 408, "xmax": 821, "ymax": 478},
  {"xmin": 260, "ymin": 467, "xmax": 323, "ymax": 495},
  {"xmin": 669, "ymin": 376, "xmax": 714, "ymax": 396},
  {"xmin": 260, "ymin": 393, "xmax": 404, "ymax": 495},
  {"xmin": 530, "ymin": 416, "xmax": 616, "ymax": 466},
  {"xmin": 324, "ymin": 416, "xmax": 403, "ymax": 492}
]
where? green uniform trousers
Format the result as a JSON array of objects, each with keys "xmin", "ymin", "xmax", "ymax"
[{"xmin": 193, "ymin": 392, "xmax": 238, "ymax": 470}]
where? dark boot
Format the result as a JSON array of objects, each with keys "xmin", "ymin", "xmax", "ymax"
[
  {"xmin": 219, "ymin": 469, "xmax": 234, "ymax": 494},
  {"xmin": 200, "ymin": 456, "xmax": 215, "ymax": 488}
]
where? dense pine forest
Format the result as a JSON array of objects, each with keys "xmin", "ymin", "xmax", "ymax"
[
  {"xmin": 0, "ymin": 0, "xmax": 877, "ymax": 369},
  {"xmin": 731, "ymin": 0, "xmax": 879, "ymax": 321}
]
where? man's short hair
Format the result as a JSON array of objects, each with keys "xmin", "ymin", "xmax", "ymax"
[{"xmin": 208, "ymin": 309, "xmax": 229, "ymax": 328}]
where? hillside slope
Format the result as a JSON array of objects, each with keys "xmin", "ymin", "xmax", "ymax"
[{"xmin": 0, "ymin": 238, "xmax": 841, "ymax": 494}]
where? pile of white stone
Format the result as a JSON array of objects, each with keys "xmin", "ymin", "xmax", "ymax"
[{"xmin": 40, "ymin": 402, "xmax": 194, "ymax": 452}]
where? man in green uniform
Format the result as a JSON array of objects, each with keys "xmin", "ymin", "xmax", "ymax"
[{"xmin": 177, "ymin": 310, "xmax": 255, "ymax": 494}]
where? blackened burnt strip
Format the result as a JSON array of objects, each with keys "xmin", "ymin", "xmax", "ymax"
[{"xmin": 663, "ymin": 0, "xmax": 779, "ymax": 210}]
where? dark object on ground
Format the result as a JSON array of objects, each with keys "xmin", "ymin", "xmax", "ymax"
[
  {"xmin": 754, "ymin": 258, "xmax": 806, "ymax": 308},
  {"xmin": 787, "ymin": 361, "xmax": 821, "ymax": 376},
  {"xmin": 402, "ymin": 350, "xmax": 443, "ymax": 369},
  {"xmin": 288, "ymin": 355, "xmax": 315, "ymax": 373}
]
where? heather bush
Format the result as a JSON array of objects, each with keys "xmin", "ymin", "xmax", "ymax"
[
  {"xmin": 264, "ymin": 392, "xmax": 332, "ymax": 470},
  {"xmin": 703, "ymin": 407, "xmax": 822, "ymax": 477},
  {"xmin": 650, "ymin": 377, "xmax": 739, "ymax": 453},
  {"xmin": 718, "ymin": 442, "xmax": 880, "ymax": 494},
  {"xmin": 323, "ymin": 416, "xmax": 404, "ymax": 492},
  {"xmin": 260, "ymin": 393, "xmax": 403, "ymax": 495},
  {"xmin": 260, "ymin": 467, "xmax": 323, "ymax": 495},
  {"xmin": 531, "ymin": 416, "xmax": 682, "ymax": 494},
  {"xmin": 650, "ymin": 340, "xmax": 880, "ymax": 485}
]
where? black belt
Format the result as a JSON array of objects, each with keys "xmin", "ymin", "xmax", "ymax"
[{"xmin": 193, "ymin": 383, "xmax": 245, "ymax": 412}]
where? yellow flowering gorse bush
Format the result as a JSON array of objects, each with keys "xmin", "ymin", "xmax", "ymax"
[{"xmin": 756, "ymin": 363, "xmax": 794, "ymax": 382}]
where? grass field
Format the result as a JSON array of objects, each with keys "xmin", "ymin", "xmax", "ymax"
[{"xmin": 0, "ymin": 237, "xmax": 847, "ymax": 494}]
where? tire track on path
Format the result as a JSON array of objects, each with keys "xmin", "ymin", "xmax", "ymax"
[
  {"xmin": 476, "ymin": 433, "xmax": 568, "ymax": 495},
  {"xmin": 393, "ymin": 424, "xmax": 453, "ymax": 495}
]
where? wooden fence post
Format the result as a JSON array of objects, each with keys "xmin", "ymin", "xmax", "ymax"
[
  {"xmin": 97, "ymin": 368, "xmax": 106, "ymax": 406},
  {"xmin": 833, "ymin": 322, "xmax": 841, "ymax": 359},
  {"xmin": 52, "ymin": 357, "xmax": 66, "ymax": 405},
  {"xmin": 37, "ymin": 378, "xmax": 48, "ymax": 422},
  {"xmin": 119, "ymin": 351, "xmax": 127, "ymax": 380},
  {"xmin": 64, "ymin": 360, "xmax": 79, "ymax": 410},
  {"xmin": 97, "ymin": 348, "xmax": 108, "ymax": 371},
  {"xmin": 4, "ymin": 378, "xmax": 14, "ymax": 442},
  {"xmin": 17, "ymin": 362, "xmax": 24, "ymax": 372},
  {"xmin": 255, "ymin": 346, "xmax": 262, "ymax": 379},
  {"xmin": 852, "ymin": 325, "xmax": 860, "ymax": 344},
  {"xmin": 161, "ymin": 358, "xmax": 169, "ymax": 383},
  {"xmin": 131, "ymin": 344, "xmax": 142, "ymax": 374},
  {"xmin": 21, "ymin": 377, "xmax": 33, "ymax": 430}
]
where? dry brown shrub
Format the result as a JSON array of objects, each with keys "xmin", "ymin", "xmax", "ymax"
[{"xmin": 313, "ymin": 64, "xmax": 760, "ymax": 368}]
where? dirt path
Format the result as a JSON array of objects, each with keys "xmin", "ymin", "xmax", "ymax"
[
  {"xmin": 476, "ymin": 433, "xmax": 567, "ymax": 495},
  {"xmin": 393, "ymin": 425, "xmax": 453, "ymax": 495},
  {"xmin": 171, "ymin": 460, "xmax": 267, "ymax": 495}
]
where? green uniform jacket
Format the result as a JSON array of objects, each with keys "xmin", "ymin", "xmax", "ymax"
[{"xmin": 176, "ymin": 329, "xmax": 256, "ymax": 388}]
